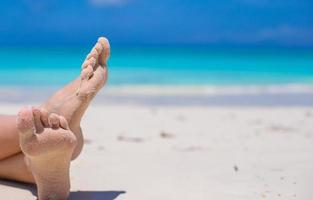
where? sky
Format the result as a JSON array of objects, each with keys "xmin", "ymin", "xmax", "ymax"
[{"xmin": 0, "ymin": 0, "xmax": 312, "ymax": 47}]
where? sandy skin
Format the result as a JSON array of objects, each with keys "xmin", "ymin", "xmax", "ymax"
[
  {"xmin": 0, "ymin": 37, "xmax": 110, "ymax": 200},
  {"xmin": 41, "ymin": 37, "xmax": 110, "ymax": 160},
  {"xmin": 17, "ymin": 107, "xmax": 76, "ymax": 200}
]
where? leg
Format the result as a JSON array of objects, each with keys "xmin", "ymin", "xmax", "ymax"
[
  {"xmin": 0, "ymin": 115, "xmax": 21, "ymax": 160},
  {"xmin": 39, "ymin": 37, "xmax": 110, "ymax": 159},
  {"xmin": 0, "ymin": 153, "xmax": 35, "ymax": 183},
  {"xmin": 0, "ymin": 37, "xmax": 110, "ymax": 161}
]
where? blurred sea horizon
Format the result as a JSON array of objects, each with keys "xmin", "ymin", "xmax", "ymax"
[
  {"xmin": 1, "ymin": 45, "xmax": 313, "ymax": 105},
  {"xmin": 0, "ymin": 45, "xmax": 313, "ymax": 87}
]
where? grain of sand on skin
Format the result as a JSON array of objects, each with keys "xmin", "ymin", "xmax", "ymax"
[{"xmin": 0, "ymin": 104, "xmax": 313, "ymax": 200}]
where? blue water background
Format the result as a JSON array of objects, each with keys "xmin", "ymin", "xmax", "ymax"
[{"xmin": 0, "ymin": 46, "xmax": 313, "ymax": 86}]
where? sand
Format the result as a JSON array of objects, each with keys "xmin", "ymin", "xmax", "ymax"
[{"xmin": 0, "ymin": 102, "xmax": 312, "ymax": 200}]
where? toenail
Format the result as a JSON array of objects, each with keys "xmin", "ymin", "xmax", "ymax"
[{"xmin": 98, "ymin": 37, "xmax": 109, "ymax": 44}]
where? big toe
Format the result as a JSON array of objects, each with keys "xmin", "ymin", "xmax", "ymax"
[
  {"xmin": 17, "ymin": 107, "xmax": 36, "ymax": 138},
  {"xmin": 97, "ymin": 37, "xmax": 110, "ymax": 66}
]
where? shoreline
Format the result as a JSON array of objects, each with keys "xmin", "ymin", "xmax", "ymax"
[{"xmin": 1, "ymin": 84, "xmax": 313, "ymax": 106}]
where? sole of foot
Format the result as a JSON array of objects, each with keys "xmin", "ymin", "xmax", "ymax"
[{"xmin": 17, "ymin": 107, "xmax": 77, "ymax": 200}]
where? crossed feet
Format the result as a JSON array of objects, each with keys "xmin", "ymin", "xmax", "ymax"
[{"xmin": 16, "ymin": 37, "xmax": 110, "ymax": 200}]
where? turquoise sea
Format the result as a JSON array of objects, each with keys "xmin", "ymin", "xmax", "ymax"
[{"xmin": 0, "ymin": 46, "xmax": 313, "ymax": 86}]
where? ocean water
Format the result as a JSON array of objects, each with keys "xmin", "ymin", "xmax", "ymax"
[{"xmin": 0, "ymin": 46, "xmax": 313, "ymax": 86}]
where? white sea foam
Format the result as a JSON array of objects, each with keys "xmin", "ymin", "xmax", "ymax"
[{"xmin": 104, "ymin": 84, "xmax": 313, "ymax": 96}]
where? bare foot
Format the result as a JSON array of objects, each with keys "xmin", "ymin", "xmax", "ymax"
[
  {"xmin": 41, "ymin": 37, "xmax": 110, "ymax": 159},
  {"xmin": 17, "ymin": 107, "xmax": 76, "ymax": 200}
]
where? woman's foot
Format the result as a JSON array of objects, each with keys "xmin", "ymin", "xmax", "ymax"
[
  {"xmin": 40, "ymin": 37, "xmax": 110, "ymax": 159},
  {"xmin": 17, "ymin": 107, "xmax": 77, "ymax": 200}
]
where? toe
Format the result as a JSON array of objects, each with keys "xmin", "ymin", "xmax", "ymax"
[
  {"xmin": 81, "ymin": 57, "xmax": 96, "ymax": 69},
  {"xmin": 59, "ymin": 116, "xmax": 69, "ymax": 130},
  {"xmin": 32, "ymin": 107, "xmax": 44, "ymax": 133},
  {"xmin": 98, "ymin": 37, "xmax": 110, "ymax": 66},
  {"xmin": 81, "ymin": 59, "xmax": 91, "ymax": 69},
  {"xmin": 81, "ymin": 65, "xmax": 94, "ymax": 80},
  {"xmin": 40, "ymin": 108, "xmax": 50, "ymax": 128},
  {"xmin": 89, "ymin": 66, "xmax": 107, "ymax": 88},
  {"xmin": 17, "ymin": 107, "xmax": 36, "ymax": 139},
  {"xmin": 94, "ymin": 42, "xmax": 103, "ymax": 54},
  {"xmin": 87, "ymin": 49, "xmax": 98, "ymax": 60},
  {"xmin": 49, "ymin": 113, "xmax": 60, "ymax": 129},
  {"xmin": 89, "ymin": 57, "xmax": 97, "ymax": 69}
]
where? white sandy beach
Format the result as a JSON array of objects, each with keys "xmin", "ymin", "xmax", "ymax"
[
  {"xmin": 0, "ymin": 0, "xmax": 312, "ymax": 198},
  {"xmin": 0, "ymin": 100, "xmax": 312, "ymax": 200}
]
